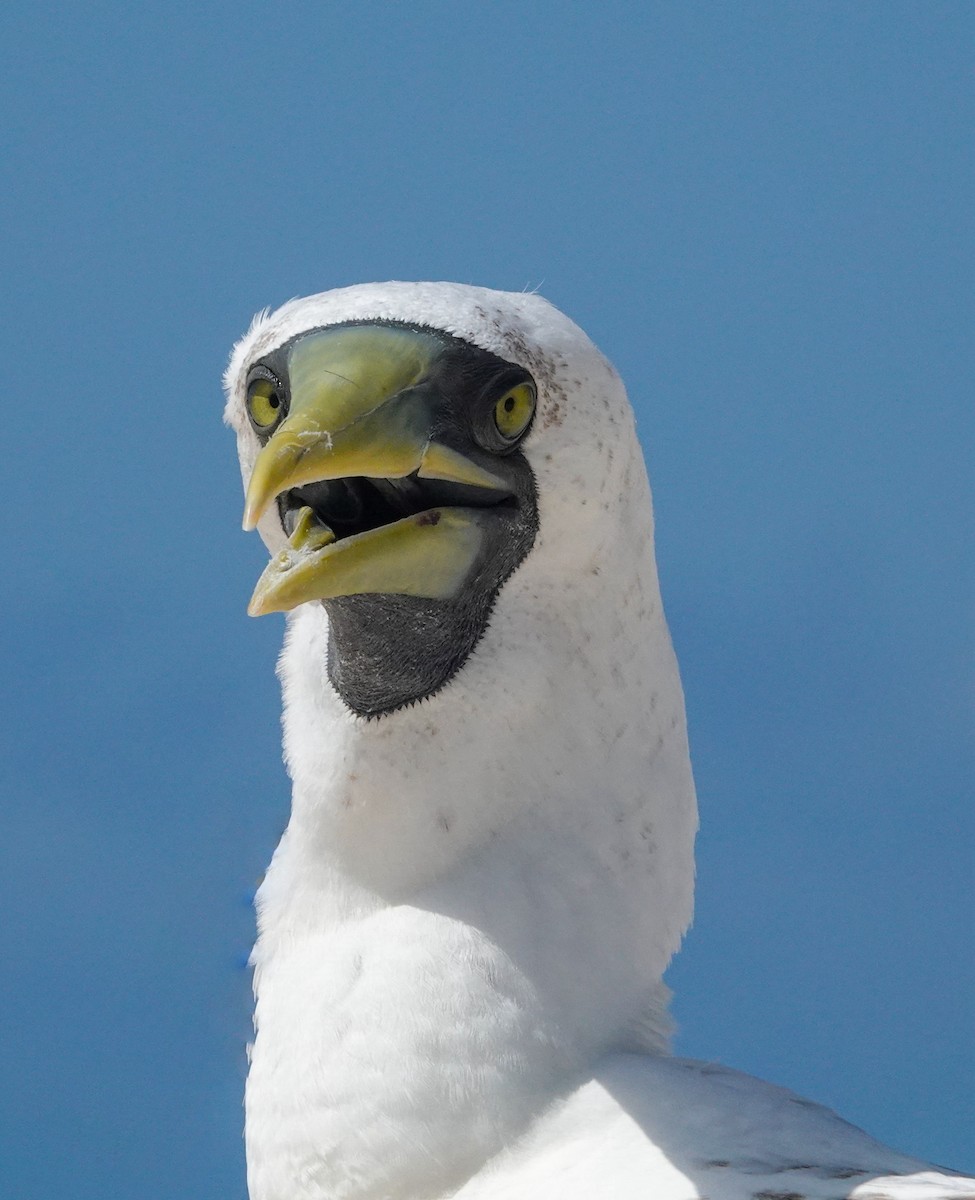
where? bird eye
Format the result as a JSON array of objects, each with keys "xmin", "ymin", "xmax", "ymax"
[
  {"xmin": 493, "ymin": 382, "xmax": 536, "ymax": 442},
  {"xmin": 247, "ymin": 377, "xmax": 285, "ymax": 433}
]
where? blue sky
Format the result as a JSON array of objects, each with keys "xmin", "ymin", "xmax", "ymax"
[{"xmin": 1, "ymin": 2, "xmax": 971, "ymax": 1195}]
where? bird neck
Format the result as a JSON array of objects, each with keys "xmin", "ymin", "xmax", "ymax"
[
  {"xmin": 261, "ymin": 586, "xmax": 686, "ymax": 1023},
  {"xmin": 247, "ymin": 508, "xmax": 697, "ymax": 1197}
]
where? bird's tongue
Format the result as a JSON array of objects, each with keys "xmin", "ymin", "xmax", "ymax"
[
  {"xmin": 246, "ymin": 504, "xmax": 487, "ymax": 617},
  {"xmin": 285, "ymin": 505, "xmax": 337, "ymax": 554}
]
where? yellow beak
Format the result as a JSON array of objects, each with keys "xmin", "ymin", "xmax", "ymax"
[
  {"xmin": 242, "ymin": 325, "xmax": 503, "ymax": 531},
  {"xmin": 241, "ymin": 325, "xmax": 508, "ymax": 616}
]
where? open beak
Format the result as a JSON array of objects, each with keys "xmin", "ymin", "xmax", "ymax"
[{"xmin": 241, "ymin": 325, "xmax": 509, "ymax": 616}]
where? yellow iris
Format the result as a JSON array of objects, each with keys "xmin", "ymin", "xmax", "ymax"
[
  {"xmin": 248, "ymin": 379, "xmax": 283, "ymax": 430},
  {"xmin": 493, "ymin": 382, "xmax": 536, "ymax": 441}
]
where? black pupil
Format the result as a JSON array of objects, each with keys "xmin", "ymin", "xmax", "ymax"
[
  {"xmin": 268, "ymin": 393, "xmax": 280, "ymax": 409},
  {"xmin": 504, "ymin": 395, "xmax": 516, "ymax": 413}
]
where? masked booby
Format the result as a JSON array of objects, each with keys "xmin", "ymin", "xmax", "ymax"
[{"xmin": 224, "ymin": 282, "xmax": 973, "ymax": 1200}]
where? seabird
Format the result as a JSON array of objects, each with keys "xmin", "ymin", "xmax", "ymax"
[{"xmin": 224, "ymin": 282, "xmax": 973, "ymax": 1200}]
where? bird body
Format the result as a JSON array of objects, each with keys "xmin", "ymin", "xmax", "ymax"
[
  {"xmin": 455, "ymin": 1054, "xmax": 970, "ymax": 1200},
  {"xmin": 224, "ymin": 283, "xmax": 972, "ymax": 1200}
]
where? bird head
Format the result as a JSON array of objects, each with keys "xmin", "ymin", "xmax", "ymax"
[{"xmin": 224, "ymin": 283, "xmax": 645, "ymax": 719}]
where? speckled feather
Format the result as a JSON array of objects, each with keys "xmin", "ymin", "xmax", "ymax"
[{"xmin": 225, "ymin": 284, "xmax": 972, "ymax": 1200}]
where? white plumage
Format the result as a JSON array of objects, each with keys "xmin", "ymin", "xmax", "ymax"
[{"xmin": 224, "ymin": 283, "xmax": 972, "ymax": 1200}]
